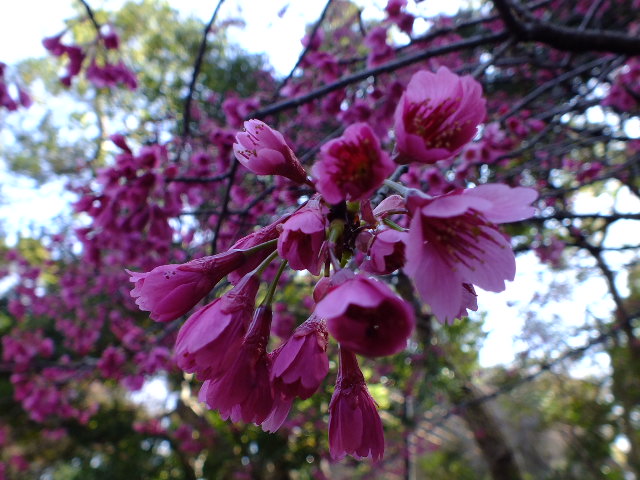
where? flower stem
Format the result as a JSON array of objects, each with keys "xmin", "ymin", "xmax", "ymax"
[
  {"xmin": 243, "ymin": 238, "xmax": 278, "ymax": 256},
  {"xmin": 383, "ymin": 218, "xmax": 407, "ymax": 232},
  {"xmin": 383, "ymin": 179, "xmax": 409, "ymax": 196},
  {"xmin": 261, "ymin": 259, "xmax": 288, "ymax": 306},
  {"xmin": 254, "ymin": 250, "xmax": 279, "ymax": 277}
]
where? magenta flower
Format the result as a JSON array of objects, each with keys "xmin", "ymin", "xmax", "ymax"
[
  {"xmin": 174, "ymin": 273, "xmax": 260, "ymax": 380},
  {"xmin": 127, "ymin": 249, "xmax": 247, "ymax": 322},
  {"xmin": 328, "ymin": 348, "xmax": 384, "ymax": 462},
  {"xmin": 277, "ymin": 197, "xmax": 328, "ymax": 275},
  {"xmin": 42, "ymin": 34, "xmax": 67, "ymax": 56},
  {"xmin": 270, "ymin": 314, "xmax": 329, "ymax": 400},
  {"xmin": 233, "ymin": 120, "xmax": 308, "ymax": 184},
  {"xmin": 100, "ymin": 26, "xmax": 120, "ymax": 50},
  {"xmin": 86, "ymin": 60, "xmax": 137, "ymax": 90},
  {"xmin": 315, "ymin": 274, "xmax": 414, "ymax": 357},
  {"xmin": 394, "ymin": 67, "xmax": 486, "ymax": 164},
  {"xmin": 202, "ymin": 306, "xmax": 274, "ymax": 425},
  {"xmin": 404, "ymin": 183, "xmax": 537, "ymax": 323},
  {"xmin": 260, "ymin": 391, "xmax": 293, "ymax": 433},
  {"xmin": 372, "ymin": 194, "xmax": 406, "ymax": 218},
  {"xmin": 361, "ymin": 228, "xmax": 408, "ymax": 275},
  {"xmin": 312, "ymin": 123, "xmax": 394, "ymax": 204},
  {"xmin": 227, "ymin": 214, "xmax": 289, "ymax": 284}
]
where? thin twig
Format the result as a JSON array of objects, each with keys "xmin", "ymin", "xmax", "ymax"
[
  {"xmin": 272, "ymin": 0, "xmax": 334, "ymax": 100},
  {"xmin": 182, "ymin": 0, "xmax": 226, "ymax": 139}
]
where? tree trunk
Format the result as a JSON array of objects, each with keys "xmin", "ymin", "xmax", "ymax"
[{"xmin": 451, "ymin": 382, "xmax": 524, "ymax": 480}]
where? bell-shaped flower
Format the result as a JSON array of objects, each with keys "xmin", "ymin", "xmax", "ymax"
[
  {"xmin": 328, "ymin": 348, "xmax": 384, "ymax": 462},
  {"xmin": 233, "ymin": 120, "xmax": 308, "ymax": 184},
  {"xmin": 227, "ymin": 215, "xmax": 289, "ymax": 284},
  {"xmin": 260, "ymin": 391, "xmax": 293, "ymax": 433},
  {"xmin": 201, "ymin": 306, "xmax": 274, "ymax": 425},
  {"xmin": 315, "ymin": 274, "xmax": 414, "ymax": 357},
  {"xmin": 361, "ymin": 228, "xmax": 408, "ymax": 275},
  {"xmin": 270, "ymin": 314, "xmax": 329, "ymax": 400},
  {"xmin": 394, "ymin": 67, "xmax": 486, "ymax": 164},
  {"xmin": 404, "ymin": 183, "xmax": 537, "ymax": 323},
  {"xmin": 127, "ymin": 249, "xmax": 247, "ymax": 322},
  {"xmin": 277, "ymin": 196, "xmax": 328, "ymax": 275},
  {"xmin": 174, "ymin": 273, "xmax": 260, "ymax": 380},
  {"xmin": 312, "ymin": 123, "xmax": 394, "ymax": 204}
]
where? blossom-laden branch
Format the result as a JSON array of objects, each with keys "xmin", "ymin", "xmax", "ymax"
[{"xmin": 126, "ymin": 67, "xmax": 538, "ymax": 461}]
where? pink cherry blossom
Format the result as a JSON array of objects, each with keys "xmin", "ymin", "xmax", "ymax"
[
  {"xmin": 270, "ymin": 314, "xmax": 329, "ymax": 400},
  {"xmin": 42, "ymin": 34, "xmax": 66, "ymax": 56},
  {"xmin": 394, "ymin": 67, "xmax": 486, "ymax": 164},
  {"xmin": 312, "ymin": 123, "xmax": 394, "ymax": 204},
  {"xmin": 127, "ymin": 249, "xmax": 247, "ymax": 322},
  {"xmin": 227, "ymin": 215, "xmax": 288, "ymax": 284},
  {"xmin": 233, "ymin": 119, "xmax": 308, "ymax": 184},
  {"xmin": 361, "ymin": 228, "xmax": 408, "ymax": 275},
  {"xmin": 174, "ymin": 273, "xmax": 260, "ymax": 380},
  {"xmin": 100, "ymin": 25, "xmax": 120, "ymax": 50},
  {"xmin": 86, "ymin": 60, "xmax": 137, "ymax": 90},
  {"xmin": 372, "ymin": 194, "xmax": 406, "ymax": 218},
  {"xmin": 314, "ymin": 274, "xmax": 414, "ymax": 357},
  {"xmin": 201, "ymin": 306, "xmax": 274, "ymax": 425},
  {"xmin": 277, "ymin": 197, "xmax": 328, "ymax": 275},
  {"xmin": 404, "ymin": 183, "xmax": 537, "ymax": 323},
  {"xmin": 328, "ymin": 348, "xmax": 384, "ymax": 462},
  {"xmin": 260, "ymin": 391, "xmax": 293, "ymax": 433}
]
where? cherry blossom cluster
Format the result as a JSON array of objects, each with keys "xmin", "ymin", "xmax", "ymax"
[
  {"xmin": 0, "ymin": 62, "xmax": 31, "ymax": 111},
  {"xmin": 43, "ymin": 23, "xmax": 136, "ymax": 89},
  {"xmin": 129, "ymin": 66, "xmax": 537, "ymax": 461}
]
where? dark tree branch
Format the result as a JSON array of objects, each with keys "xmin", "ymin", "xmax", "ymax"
[
  {"xmin": 167, "ymin": 171, "xmax": 231, "ymax": 183},
  {"xmin": 419, "ymin": 309, "xmax": 640, "ymax": 433},
  {"xmin": 493, "ymin": 0, "xmax": 640, "ymax": 54},
  {"xmin": 272, "ymin": 0, "xmax": 334, "ymax": 100},
  {"xmin": 182, "ymin": 0, "xmax": 226, "ymax": 139},
  {"xmin": 252, "ymin": 31, "xmax": 509, "ymax": 119},
  {"xmin": 210, "ymin": 159, "xmax": 237, "ymax": 255},
  {"xmin": 78, "ymin": 0, "xmax": 101, "ymax": 33},
  {"xmin": 498, "ymin": 56, "xmax": 614, "ymax": 122}
]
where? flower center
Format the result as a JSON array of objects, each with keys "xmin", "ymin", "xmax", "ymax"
[
  {"xmin": 405, "ymin": 98, "xmax": 466, "ymax": 149},
  {"xmin": 421, "ymin": 211, "xmax": 498, "ymax": 269}
]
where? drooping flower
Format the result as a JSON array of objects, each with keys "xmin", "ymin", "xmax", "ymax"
[
  {"xmin": 312, "ymin": 123, "xmax": 394, "ymax": 204},
  {"xmin": 227, "ymin": 215, "xmax": 289, "ymax": 284},
  {"xmin": 201, "ymin": 306, "xmax": 274, "ymax": 425},
  {"xmin": 314, "ymin": 274, "xmax": 414, "ymax": 357},
  {"xmin": 360, "ymin": 228, "xmax": 408, "ymax": 275},
  {"xmin": 260, "ymin": 391, "xmax": 293, "ymax": 433},
  {"xmin": 42, "ymin": 34, "xmax": 67, "ymax": 56},
  {"xmin": 100, "ymin": 25, "xmax": 120, "ymax": 50},
  {"xmin": 328, "ymin": 348, "xmax": 384, "ymax": 462},
  {"xmin": 174, "ymin": 273, "xmax": 260, "ymax": 380},
  {"xmin": 404, "ymin": 183, "xmax": 537, "ymax": 323},
  {"xmin": 127, "ymin": 249, "xmax": 247, "ymax": 322},
  {"xmin": 394, "ymin": 67, "xmax": 486, "ymax": 164},
  {"xmin": 86, "ymin": 60, "xmax": 137, "ymax": 90},
  {"xmin": 233, "ymin": 120, "xmax": 308, "ymax": 184},
  {"xmin": 277, "ymin": 196, "xmax": 328, "ymax": 275},
  {"xmin": 270, "ymin": 314, "xmax": 329, "ymax": 400}
]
